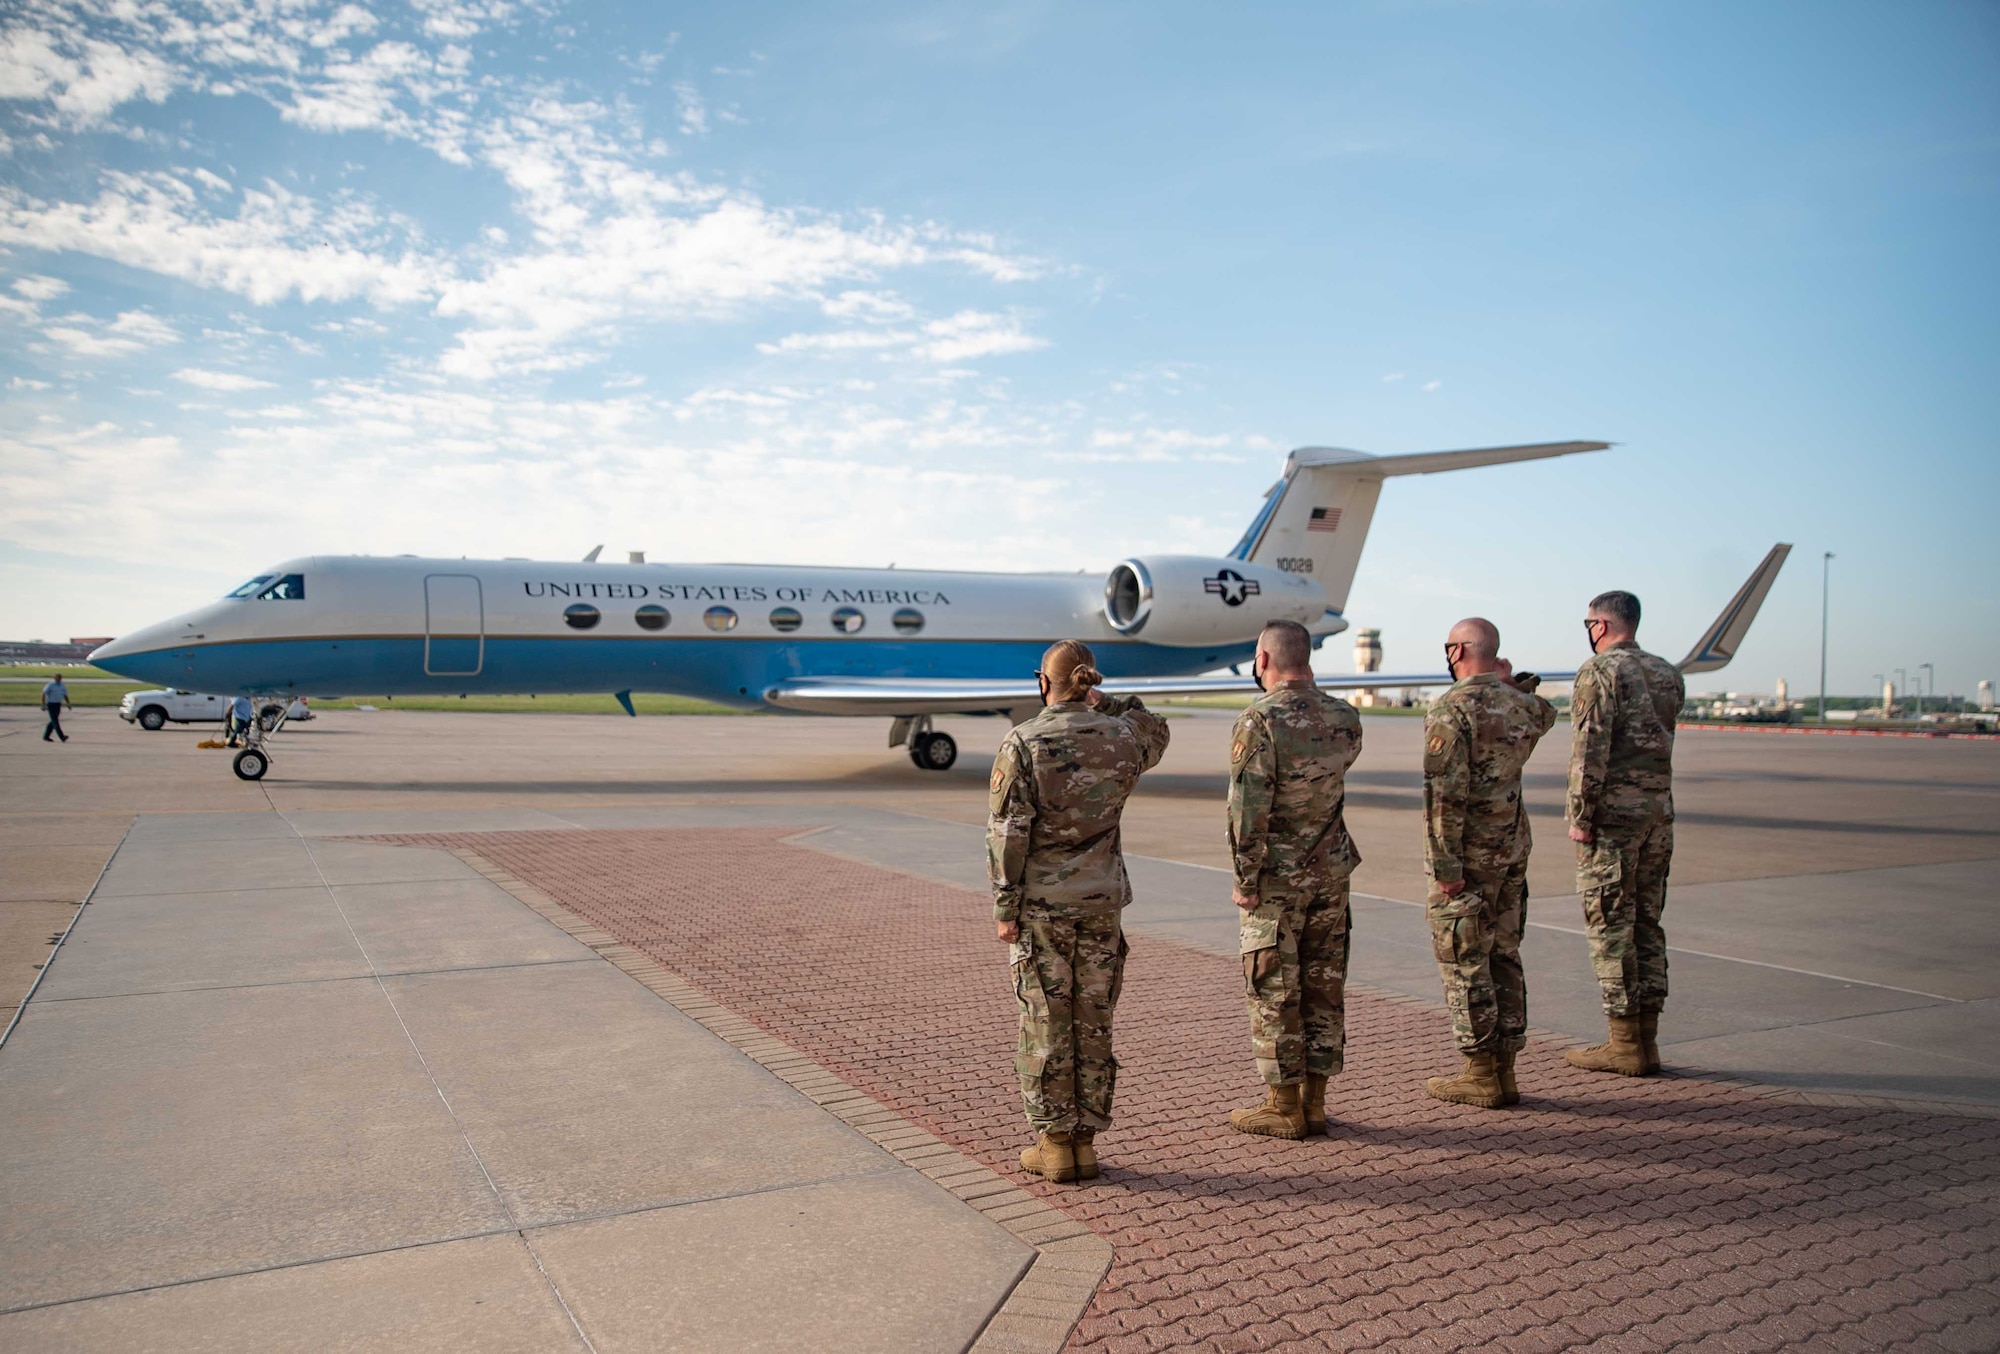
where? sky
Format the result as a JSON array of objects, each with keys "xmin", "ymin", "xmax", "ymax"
[{"xmin": 1, "ymin": 0, "xmax": 1995, "ymax": 699}]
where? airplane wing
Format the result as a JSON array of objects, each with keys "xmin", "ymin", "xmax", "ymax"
[{"xmin": 761, "ymin": 544, "xmax": 1789, "ymax": 716}]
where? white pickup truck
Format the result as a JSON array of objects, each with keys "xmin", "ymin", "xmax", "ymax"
[{"xmin": 118, "ymin": 690, "xmax": 313, "ymax": 731}]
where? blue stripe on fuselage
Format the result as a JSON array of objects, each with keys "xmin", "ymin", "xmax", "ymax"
[{"xmin": 95, "ymin": 635, "xmax": 1264, "ymax": 707}]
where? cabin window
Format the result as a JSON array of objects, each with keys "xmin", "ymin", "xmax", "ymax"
[
  {"xmin": 830, "ymin": 606, "xmax": 866, "ymax": 634},
  {"xmin": 227, "ymin": 575, "xmax": 276, "ymax": 599},
  {"xmin": 892, "ymin": 607, "xmax": 924, "ymax": 635},
  {"xmin": 704, "ymin": 606, "xmax": 739, "ymax": 632},
  {"xmin": 769, "ymin": 606, "xmax": 802, "ymax": 633},
  {"xmin": 564, "ymin": 604, "xmax": 601, "ymax": 630},
  {"xmin": 256, "ymin": 574, "xmax": 306, "ymax": 601},
  {"xmin": 635, "ymin": 604, "xmax": 669, "ymax": 631}
]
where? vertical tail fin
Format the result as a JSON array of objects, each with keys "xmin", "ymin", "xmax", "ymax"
[{"xmin": 1232, "ymin": 441, "xmax": 1610, "ymax": 613}]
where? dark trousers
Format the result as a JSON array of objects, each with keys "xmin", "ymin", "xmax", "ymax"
[{"xmin": 44, "ymin": 703, "xmax": 66, "ymax": 740}]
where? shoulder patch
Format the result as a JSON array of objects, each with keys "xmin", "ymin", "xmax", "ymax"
[
  {"xmin": 1427, "ymin": 733, "xmax": 1446, "ymax": 756},
  {"xmin": 990, "ymin": 764, "xmax": 1007, "ymax": 792},
  {"xmin": 1231, "ymin": 738, "xmax": 1247, "ymax": 763}
]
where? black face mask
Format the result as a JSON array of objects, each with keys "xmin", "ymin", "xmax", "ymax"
[
  {"xmin": 1252, "ymin": 660, "xmax": 1267, "ymax": 692},
  {"xmin": 1037, "ymin": 674, "xmax": 1052, "ymax": 707},
  {"xmin": 1443, "ymin": 643, "xmax": 1463, "ymax": 681}
]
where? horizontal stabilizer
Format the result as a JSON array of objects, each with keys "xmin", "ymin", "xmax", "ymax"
[
  {"xmin": 1288, "ymin": 441, "xmax": 1611, "ymax": 477},
  {"xmin": 1678, "ymin": 543, "xmax": 1793, "ymax": 675}
]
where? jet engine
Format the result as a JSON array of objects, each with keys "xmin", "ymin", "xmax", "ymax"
[{"xmin": 1102, "ymin": 556, "xmax": 1327, "ymax": 647}]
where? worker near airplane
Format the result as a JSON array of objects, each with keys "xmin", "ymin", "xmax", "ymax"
[{"xmin": 989, "ymin": 640, "xmax": 1171, "ymax": 1185}]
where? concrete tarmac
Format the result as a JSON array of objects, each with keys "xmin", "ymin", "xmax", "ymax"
[{"xmin": 2, "ymin": 701, "xmax": 1996, "ymax": 1349}]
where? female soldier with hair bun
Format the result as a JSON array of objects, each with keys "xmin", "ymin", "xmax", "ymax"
[{"xmin": 988, "ymin": 639, "xmax": 1171, "ymax": 1184}]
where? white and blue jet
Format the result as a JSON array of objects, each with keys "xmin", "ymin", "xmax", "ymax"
[{"xmin": 90, "ymin": 440, "xmax": 1790, "ymax": 781}]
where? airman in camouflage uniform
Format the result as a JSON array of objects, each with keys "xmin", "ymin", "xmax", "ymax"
[
  {"xmin": 990, "ymin": 639, "xmax": 1170, "ymax": 1183},
  {"xmin": 1421, "ymin": 618, "xmax": 1557, "ymax": 1108},
  {"xmin": 1565, "ymin": 590, "xmax": 1685, "ymax": 1077},
  {"xmin": 1226, "ymin": 620, "xmax": 1363, "ymax": 1140}
]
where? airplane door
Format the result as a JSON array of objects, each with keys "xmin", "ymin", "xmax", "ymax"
[{"xmin": 424, "ymin": 575, "xmax": 484, "ymax": 677}]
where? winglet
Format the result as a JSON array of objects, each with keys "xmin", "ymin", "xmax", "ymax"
[
  {"xmin": 1677, "ymin": 544, "xmax": 1793, "ymax": 674},
  {"xmin": 613, "ymin": 689, "xmax": 636, "ymax": 717}
]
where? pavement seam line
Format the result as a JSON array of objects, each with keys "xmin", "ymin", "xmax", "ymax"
[
  {"xmin": 276, "ymin": 816, "xmax": 602, "ymax": 1354},
  {"xmin": 443, "ymin": 844, "xmax": 1114, "ymax": 1354},
  {"xmin": 0, "ymin": 815, "xmax": 133, "ymax": 1052}
]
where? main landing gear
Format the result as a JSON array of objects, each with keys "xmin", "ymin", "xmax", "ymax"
[{"xmin": 890, "ymin": 715, "xmax": 958, "ymax": 772}]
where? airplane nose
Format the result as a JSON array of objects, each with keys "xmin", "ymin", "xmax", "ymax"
[{"xmin": 90, "ymin": 634, "xmax": 138, "ymax": 662}]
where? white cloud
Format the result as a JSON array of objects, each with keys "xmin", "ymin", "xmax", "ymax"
[
  {"xmin": 1422, "ymin": 379, "xmax": 1442, "ymax": 392},
  {"xmin": 41, "ymin": 308, "xmax": 178, "ymax": 357},
  {"xmin": 13, "ymin": 274, "xmax": 69, "ymax": 302},
  {"xmin": 914, "ymin": 310, "xmax": 1046, "ymax": 363},
  {"xmin": 173, "ymin": 367, "xmax": 274, "ymax": 392},
  {"xmin": 0, "ymin": 27, "xmax": 178, "ymax": 128},
  {"xmin": 8, "ymin": 375, "xmax": 51, "ymax": 390},
  {"xmin": 822, "ymin": 290, "xmax": 915, "ymax": 321},
  {"xmin": 1382, "ymin": 371, "xmax": 1405, "ymax": 383},
  {"xmin": 757, "ymin": 328, "xmax": 913, "ymax": 356},
  {"xmin": 674, "ymin": 82, "xmax": 707, "ymax": 136}
]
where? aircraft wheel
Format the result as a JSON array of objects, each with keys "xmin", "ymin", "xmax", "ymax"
[
  {"xmin": 232, "ymin": 748, "xmax": 269, "ymax": 781},
  {"xmin": 910, "ymin": 731, "xmax": 957, "ymax": 771},
  {"xmin": 258, "ymin": 703, "xmax": 284, "ymax": 731},
  {"xmin": 138, "ymin": 706, "xmax": 167, "ymax": 731}
]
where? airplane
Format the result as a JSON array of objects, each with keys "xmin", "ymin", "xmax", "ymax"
[{"xmin": 87, "ymin": 440, "xmax": 1792, "ymax": 781}]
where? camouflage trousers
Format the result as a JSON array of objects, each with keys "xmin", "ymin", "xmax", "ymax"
[
  {"xmin": 1009, "ymin": 910, "xmax": 1128, "ymax": 1134},
  {"xmin": 1240, "ymin": 881, "xmax": 1351, "ymax": 1086},
  {"xmin": 1576, "ymin": 816, "xmax": 1673, "ymax": 1017},
  {"xmin": 1427, "ymin": 862, "xmax": 1528, "ymax": 1055}
]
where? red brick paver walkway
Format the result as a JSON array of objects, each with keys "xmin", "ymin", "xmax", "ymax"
[{"xmin": 388, "ymin": 828, "xmax": 2000, "ymax": 1352}]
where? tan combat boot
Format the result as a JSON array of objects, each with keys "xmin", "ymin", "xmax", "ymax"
[
  {"xmin": 1020, "ymin": 1131, "xmax": 1077, "ymax": 1184},
  {"xmin": 1640, "ymin": 1011, "xmax": 1663, "ymax": 1075},
  {"xmin": 1564, "ymin": 1016, "xmax": 1648, "ymax": 1076},
  {"xmin": 1303, "ymin": 1074, "xmax": 1329, "ymax": 1136},
  {"xmin": 1496, "ymin": 1049, "xmax": 1520, "ymax": 1106},
  {"xmin": 1229, "ymin": 1083, "xmax": 1307, "ymax": 1139},
  {"xmin": 1426, "ymin": 1052, "xmax": 1507, "ymax": 1108},
  {"xmin": 1072, "ymin": 1130, "xmax": 1099, "ymax": 1181}
]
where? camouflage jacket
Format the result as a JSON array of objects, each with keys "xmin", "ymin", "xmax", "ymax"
[
  {"xmin": 1423, "ymin": 672, "xmax": 1558, "ymax": 884},
  {"xmin": 1567, "ymin": 641, "xmax": 1685, "ymax": 832},
  {"xmin": 1227, "ymin": 680, "xmax": 1364, "ymax": 903},
  {"xmin": 987, "ymin": 694, "xmax": 1171, "ymax": 923}
]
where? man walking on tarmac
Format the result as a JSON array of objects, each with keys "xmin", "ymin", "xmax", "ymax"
[
  {"xmin": 1421, "ymin": 618, "xmax": 1557, "ymax": 1108},
  {"xmin": 1566, "ymin": 590, "xmax": 1685, "ymax": 1077},
  {"xmin": 1227, "ymin": 619, "xmax": 1364, "ymax": 1140},
  {"xmin": 41, "ymin": 674, "xmax": 71, "ymax": 742}
]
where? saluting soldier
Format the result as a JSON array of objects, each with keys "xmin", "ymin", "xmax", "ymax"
[
  {"xmin": 1227, "ymin": 619, "xmax": 1363, "ymax": 1140},
  {"xmin": 1565, "ymin": 590, "xmax": 1685, "ymax": 1077},
  {"xmin": 1421, "ymin": 618, "xmax": 1557, "ymax": 1108},
  {"xmin": 989, "ymin": 640, "xmax": 1170, "ymax": 1184}
]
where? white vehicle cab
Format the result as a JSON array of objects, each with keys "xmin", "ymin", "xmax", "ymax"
[{"xmin": 119, "ymin": 689, "xmax": 312, "ymax": 731}]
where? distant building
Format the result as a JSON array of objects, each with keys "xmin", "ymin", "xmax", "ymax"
[{"xmin": 0, "ymin": 639, "xmax": 103, "ymax": 662}]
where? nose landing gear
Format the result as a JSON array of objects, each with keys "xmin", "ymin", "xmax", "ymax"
[
  {"xmin": 889, "ymin": 714, "xmax": 958, "ymax": 772},
  {"xmin": 230, "ymin": 696, "xmax": 288, "ymax": 780}
]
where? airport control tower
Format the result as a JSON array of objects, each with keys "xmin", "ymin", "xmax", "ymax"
[{"xmin": 1354, "ymin": 628, "xmax": 1383, "ymax": 707}]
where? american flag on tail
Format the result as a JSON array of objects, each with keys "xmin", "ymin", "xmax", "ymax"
[{"xmin": 1308, "ymin": 507, "xmax": 1342, "ymax": 533}]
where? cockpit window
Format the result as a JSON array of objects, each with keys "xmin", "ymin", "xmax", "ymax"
[
  {"xmin": 256, "ymin": 574, "xmax": 306, "ymax": 601},
  {"xmin": 227, "ymin": 575, "xmax": 276, "ymax": 599}
]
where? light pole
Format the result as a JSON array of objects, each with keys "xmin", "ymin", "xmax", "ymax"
[
  {"xmin": 1920, "ymin": 663, "xmax": 1934, "ymax": 718},
  {"xmin": 1895, "ymin": 668, "xmax": 1908, "ymax": 718},
  {"xmin": 1818, "ymin": 552, "xmax": 1833, "ymax": 723}
]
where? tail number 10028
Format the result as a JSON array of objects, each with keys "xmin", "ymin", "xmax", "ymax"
[{"xmin": 1275, "ymin": 557, "xmax": 1314, "ymax": 574}]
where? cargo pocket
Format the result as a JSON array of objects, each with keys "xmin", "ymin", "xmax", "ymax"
[
  {"xmin": 1010, "ymin": 935, "xmax": 1049, "ymax": 1026},
  {"xmin": 1243, "ymin": 946, "xmax": 1281, "ymax": 997},
  {"xmin": 1108, "ymin": 930, "xmax": 1130, "ymax": 1009},
  {"xmin": 1576, "ymin": 842, "xmax": 1623, "ymax": 931},
  {"xmin": 1428, "ymin": 892, "xmax": 1482, "ymax": 965}
]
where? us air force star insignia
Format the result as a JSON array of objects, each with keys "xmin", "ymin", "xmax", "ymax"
[
  {"xmin": 1427, "ymin": 733, "xmax": 1446, "ymax": 756},
  {"xmin": 1202, "ymin": 568, "xmax": 1262, "ymax": 607}
]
